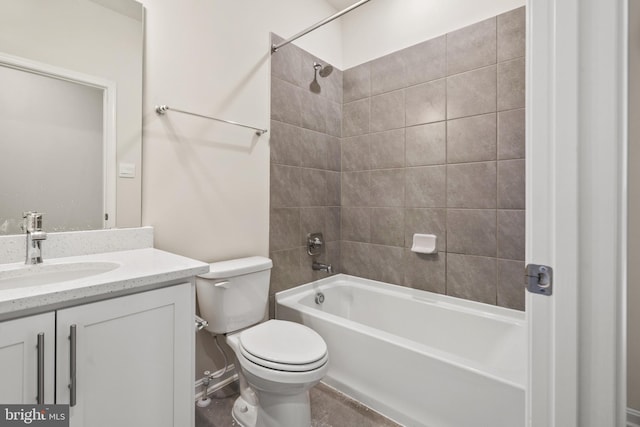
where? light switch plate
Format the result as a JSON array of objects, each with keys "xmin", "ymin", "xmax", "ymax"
[{"xmin": 119, "ymin": 163, "xmax": 136, "ymax": 178}]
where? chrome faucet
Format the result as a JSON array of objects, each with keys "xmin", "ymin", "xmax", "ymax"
[
  {"xmin": 22, "ymin": 211, "xmax": 46, "ymax": 264},
  {"xmin": 312, "ymin": 261, "xmax": 333, "ymax": 274}
]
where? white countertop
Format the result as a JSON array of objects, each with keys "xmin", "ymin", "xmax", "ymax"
[{"xmin": 0, "ymin": 248, "xmax": 209, "ymax": 321}]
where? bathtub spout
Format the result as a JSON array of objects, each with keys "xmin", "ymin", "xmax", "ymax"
[{"xmin": 312, "ymin": 262, "xmax": 333, "ymax": 274}]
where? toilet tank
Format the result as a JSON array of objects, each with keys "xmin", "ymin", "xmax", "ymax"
[{"xmin": 196, "ymin": 256, "xmax": 272, "ymax": 334}]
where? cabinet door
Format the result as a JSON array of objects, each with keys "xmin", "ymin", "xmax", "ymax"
[
  {"xmin": 56, "ymin": 283, "xmax": 194, "ymax": 427},
  {"xmin": 0, "ymin": 312, "xmax": 55, "ymax": 404}
]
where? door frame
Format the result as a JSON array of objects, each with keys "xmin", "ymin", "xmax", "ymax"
[{"xmin": 526, "ymin": 0, "xmax": 628, "ymax": 426}]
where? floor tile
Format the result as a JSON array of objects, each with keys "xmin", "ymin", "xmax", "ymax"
[{"xmin": 195, "ymin": 382, "xmax": 400, "ymax": 427}]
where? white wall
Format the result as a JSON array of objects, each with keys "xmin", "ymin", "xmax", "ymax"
[
  {"xmin": 139, "ymin": 0, "xmax": 342, "ymax": 376},
  {"xmin": 141, "ymin": 0, "xmax": 341, "ymax": 264},
  {"xmin": 340, "ymin": 0, "xmax": 525, "ymax": 69}
]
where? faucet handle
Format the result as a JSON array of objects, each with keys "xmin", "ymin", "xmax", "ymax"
[{"xmin": 307, "ymin": 232, "xmax": 324, "ymax": 256}]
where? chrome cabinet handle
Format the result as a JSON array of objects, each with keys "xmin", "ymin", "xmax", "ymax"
[
  {"xmin": 69, "ymin": 325, "xmax": 77, "ymax": 407},
  {"xmin": 37, "ymin": 333, "xmax": 44, "ymax": 404}
]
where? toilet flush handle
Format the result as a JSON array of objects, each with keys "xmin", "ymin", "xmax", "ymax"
[{"xmin": 213, "ymin": 281, "xmax": 230, "ymax": 289}]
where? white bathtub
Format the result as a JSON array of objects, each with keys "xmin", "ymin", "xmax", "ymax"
[{"xmin": 275, "ymin": 274, "xmax": 525, "ymax": 427}]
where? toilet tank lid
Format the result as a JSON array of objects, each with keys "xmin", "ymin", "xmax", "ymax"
[{"xmin": 197, "ymin": 256, "xmax": 272, "ymax": 279}]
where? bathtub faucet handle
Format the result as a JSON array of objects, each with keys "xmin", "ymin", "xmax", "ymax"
[{"xmin": 307, "ymin": 232, "xmax": 324, "ymax": 256}]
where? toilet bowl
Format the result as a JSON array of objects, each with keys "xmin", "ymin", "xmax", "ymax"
[
  {"xmin": 227, "ymin": 320, "xmax": 328, "ymax": 427},
  {"xmin": 195, "ymin": 256, "xmax": 328, "ymax": 427}
]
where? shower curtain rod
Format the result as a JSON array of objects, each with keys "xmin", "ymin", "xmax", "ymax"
[
  {"xmin": 155, "ymin": 105, "xmax": 267, "ymax": 136},
  {"xmin": 271, "ymin": 0, "xmax": 372, "ymax": 53}
]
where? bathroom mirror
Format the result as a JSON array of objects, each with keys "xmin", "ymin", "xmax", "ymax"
[
  {"xmin": 0, "ymin": 0, "xmax": 144, "ymax": 234},
  {"xmin": 0, "ymin": 55, "xmax": 115, "ymax": 233}
]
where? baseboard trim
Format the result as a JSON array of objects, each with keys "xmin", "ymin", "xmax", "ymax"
[
  {"xmin": 194, "ymin": 364, "xmax": 237, "ymax": 401},
  {"xmin": 628, "ymin": 407, "xmax": 640, "ymax": 427}
]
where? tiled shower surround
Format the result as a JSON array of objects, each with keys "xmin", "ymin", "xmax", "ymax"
[
  {"xmin": 270, "ymin": 7, "xmax": 526, "ymax": 310},
  {"xmin": 269, "ymin": 34, "xmax": 343, "ymax": 305}
]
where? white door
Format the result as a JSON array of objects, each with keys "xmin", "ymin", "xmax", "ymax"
[
  {"xmin": 527, "ymin": 0, "xmax": 627, "ymax": 426},
  {"xmin": 56, "ymin": 284, "xmax": 194, "ymax": 427},
  {"xmin": 0, "ymin": 312, "xmax": 55, "ymax": 404}
]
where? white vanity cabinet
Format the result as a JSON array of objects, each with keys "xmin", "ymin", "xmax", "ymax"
[
  {"xmin": 0, "ymin": 283, "xmax": 194, "ymax": 427},
  {"xmin": 57, "ymin": 283, "xmax": 193, "ymax": 427},
  {"xmin": 0, "ymin": 312, "xmax": 55, "ymax": 404}
]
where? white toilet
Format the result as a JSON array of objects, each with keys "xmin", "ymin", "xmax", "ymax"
[{"xmin": 196, "ymin": 256, "xmax": 328, "ymax": 427}]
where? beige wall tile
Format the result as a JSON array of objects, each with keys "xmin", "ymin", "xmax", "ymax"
[
  {"xmin": 405, "ymin": 79, "xmax": 446, "ymax": 126},
  {"xmin": 404, "ymin": 250, "xmax": 446, "ymax": 293},
  {"xmin": 447, "ymin": 113, "xmax": 497, "ymax": 163},
  {"xmin": 405, "ymin": 122, "xmax": 446, "ymax": 166},
  {"xmin": 371, "ymin": 207, "xmax": 405, "ymax": 246},
  {"xmin": 371, "ymin": 169, "xmax": 405, "ymax": 207},
  {"xmin": 498, "ymin": 108, "xmax": 525, "ymax": 160},
  {"xmin": 498, "ymin": 58, "xmax": 525, "ymax": 111},
  {"xmin": 497, "ymin": 209, "xmax": 525, "ymax": 260},
  {"xmin": 447, "ymin": 253, "xmax": 497, "ymax": 304},
  {"xmin": 405, "ymin": 166, "xmax": 446, "ymax": 207},
  {"xmin": 371, "ymin": 90, "xmax": 405, "ymax": 132},
  {"xmin": 447, "ymin": 162, "xmax": 497, "ymax": 208},
  {"xmin": 497, "ymin": 7, "xmax": 526, "ymax": 62},
  {"xmin": 497, "ymin": 259, "xmax": 525, "ymax": 310},
  {"xmin": 447, "ymin": 17, "xmax": 497, "ymax": 76},
  {"xmin": 403, "ymin": 36, "xmax": 447, "ymax": 86},
  {"xmin": 497, "ymin": 159, "xmax": 525, "ymax": 209},
  {"xmin": 447, "ymin": 209, "xmax": 497, "ymax": 257},
  {"xmin": 370, "ymin": 51, "xmax": 407, "ymax": 95},
  {"xmin": 370, "ymin": 129, "xmax": 405, "ymax": 169},
  {"xmin": 343, "ymin": 62, "xmax": 371, "ymax": 103},
  {"xmin": 446, "ymin": 66, "xmax": 497, "ymax": 119}
]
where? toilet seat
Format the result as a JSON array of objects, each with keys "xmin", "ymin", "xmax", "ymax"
[
  {"xmin": 240, "ymin": 346, "xmax": 328, "ymax": 372},
  {"xmin": 238, "ymin": 320, "xmax": 328, "ymax": 372}
]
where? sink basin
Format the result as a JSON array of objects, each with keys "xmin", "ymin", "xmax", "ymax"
[{"xmin": 0, "ymin": 262, "xmax": 120, "ymax": 291}]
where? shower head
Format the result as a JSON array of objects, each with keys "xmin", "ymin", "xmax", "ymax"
[
  {"xmin": 319, "ymin": 64, "xmax": 333, "ymax": 78},
  {"xmin": 310, "ymin": 61, "xmax": 332, "ymax": 94},
  {"xmin": 313, "ymin": 62, "xmax": 333, "ymax": 78}
]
